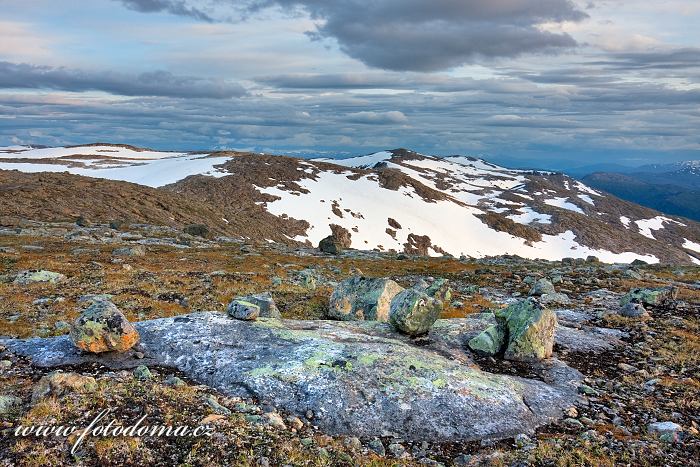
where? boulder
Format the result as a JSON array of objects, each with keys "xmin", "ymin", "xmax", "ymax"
[
  {"xmin": 529, "ymin": 278, "xmax": 556, "ymax": 297},
  {"xmin": 389, "ymin": 288, "xmax": 443, "ymax": 336},
  {"xmin": 468, "ymin": 323, "xmax": 505, "ymax": 357},
  {"xmin": 619, "ymin": 302, "xmax": 648, "ymax": 318},
  {"xmin": 497, "ymin": 299, "xmax": 557, "ymax": 362},
  {"xmin": 319, "ymin": 236, "xmax": 344, "ymax": 255},
  {"xmin": 620, "ymin": 287, "xmax": 677, "ymax": 307},
  {"xmin": 32, "ymin": 371, "xmax": 98, "ymax": 402},
  {"xmin": 328, "ymin": 276, "xmax": 404, "ymax": 322},
  {"xmin": 648, "ymin": 421, "xmax": 682, "ymax": 442},
  {"xmin": 227, "ymin": 300, "xmax": 260, "ymax": 321},
  {"xmin": 13, "ymin": 270, "xmax": 65, "ymax": 285},
  {"xmin": 233, "ymin": 292, "xmax": 280, "ymax": 318},
  {"xmin": 539, "ymin": 292, "xmax": 570, "ymax": 306},
  {"xmin": 183, "ymin": 224, "xmax": 209, "ymax": 238},
  {"xmin": 418, "ymin": 278, "xmax": 452, "ymax": 303},
  {"xmin": 70, "ymin": 301, "xmax": 140, "ymax": 353}
]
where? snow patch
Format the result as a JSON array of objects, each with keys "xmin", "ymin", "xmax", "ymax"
[{"xmin": 543, "ymin": 197, "xmax": 584, "ymax": 214}]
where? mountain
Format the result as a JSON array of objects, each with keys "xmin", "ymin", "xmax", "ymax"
[
  {"xmin": 1, "ymin": 144, "xmax": 700, "ymax": 265},
  {"xmin": 581, "ymin": 160, "xmax": 700, "ymax": 222}
]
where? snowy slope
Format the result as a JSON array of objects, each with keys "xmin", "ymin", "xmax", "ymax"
[{"xmin": 2, "ymin": 144, "xmax": 699, "ymax": 264}]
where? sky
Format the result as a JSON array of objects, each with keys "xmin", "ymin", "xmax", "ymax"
[{"xmin": 0, "ymin": 0, "xmax": 699, "ymax": 169}]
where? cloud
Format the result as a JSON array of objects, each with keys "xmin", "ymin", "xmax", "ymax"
[
  {"xmin": 119, "ymin": 0, "xmax": 214, "ymax": 22},
  {"xmin": 345, "ymin": 111, "xmax": 408, "ymax": 124},
  {"xmin": 0, "ymin": 61, "xmax": 247, "ymax": 98},
  {"xmin": 112, "ymin": 0, "xmax": 588, "ymax": 72}
]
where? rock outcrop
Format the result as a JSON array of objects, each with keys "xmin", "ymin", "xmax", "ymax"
[
  {"xmin": 497, "ymin": 299, "xmax": 557, "ymax": 362},
  {"xmin": 2, "ymin": 312, "xmax": 582, "ymax": 443}
]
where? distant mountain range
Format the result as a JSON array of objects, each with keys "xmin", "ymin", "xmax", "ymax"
[
  {"xmin": 578, "ymin": 160, "xmax": 700, "ymax": 222},
  {"xmin": 1, "ymin": 144, "xmax": 699, "ymax": 264}
]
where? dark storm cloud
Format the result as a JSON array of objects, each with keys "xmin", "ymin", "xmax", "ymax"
[
  {"xmin": 119, "ymin": 0, "xmax": 214, "ymax": 22},
  {"xmin": 113, "ymin": 0, "xmax": 588, "ymax": 72},
  {"xmin": 0, "ymin": 62, "xmax": 247, "ymax": 98}
]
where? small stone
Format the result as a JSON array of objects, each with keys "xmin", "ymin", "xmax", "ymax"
[
  {"xmin": 368, "ymin": 439, "xmax": 386, "ymax": 456},
  {"xmin": 112, "ymin": 245, "xmax": 146, "ymax": 257},
  {"xmin": 388, "ymin": 443, "xmax": 406, "ymax": 458},
  {"xmin": 164, "ymin": 376, "xmax": 186, "ymax": 387},
  {"xmin": 300, "ymin": 437, "xmax": 314, "ymax": 447},
  {"xmin": 565, "ymin": 407, "xmax": 578, "ymax": 418},
  {"xmin": 287, "ymin": 416, "xmax": 304, "ymax": 431},
  {"xmin": 0, "ymin": 395, "xmax": 22, "ymax": 414},
  {"xmin": 133, "ymin": 365, "xmax": 152, "ymax": 380},
  {"xmin": 564, "ymin": 418, "xmax": 584, "ymax": 429},
  {"xmin": 619, "ymin": 302, "xmax": 648, "ymax": 318},
  {"xmin": 497, "ymin": 298, "xmax": 557, "ymax": 362},
  {"xmin": 648, "ymin": 421, "xmax": 682, "ymax": 442},
  {"xmin": 227, "ymin": 300, "xmax": 260, "ymax": 321},
  {"xmin": 577, "ymin": 384, "xmax": 598, "ymax": 396},
  {"xmin": 32, "ymin": 371, "xmax": 97, "ymax": 403},
  {"xmin": 183, "ymin": 224, "xmax": 209, "ymax": 238},
  {"xmin": 468, "ymin": 323, "xmax": 505, "ymax": 357},
  {"xmin": 70, "ymin": 301, "xmax": 139, "ymax": 353},
  {"xmin": 305, "ymin": 409, "xmax": 314, "ymax": 420},
  {"xmin": 514, "ymin": 433, "xmax": 532, "ymax": 448},
  {"xmin": 343, "ymin": 436, "xmax": 362, "ymax": 451},
  {"xmin": 389, "ymin": 288, "xmax": 443, "ymax": 336},
  {"xmin": 204, "ymin": 395, "xmax": 231, "ymax": 415},
  {"xmin": 263, "ymin": 412, "xmax": 287, "ymax": 429},
  {"xmin": 617, "ymin": 363, "xmax": 638, "ymax": 373},
  {"xmin": 0, "ymin": 360, "xmax": 11, "ymax": 370},
  {"xmin": 529, "ymin": 278, "xmax": 556, "ymax": 296}
]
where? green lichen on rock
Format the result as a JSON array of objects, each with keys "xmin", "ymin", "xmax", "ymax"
[
  {"xmin": 496, "ymin": 298, "xmax": 557, "ymax": 362},
  {"xmin": 328, "ymin": 276, "xmax": 404, "ymax": 322},
  {"xmin": 468, "ymin": 323, "xmax": 505, "ymax": 357},
  {"xmin": 13, "ymin": 270, "xmax": 65, "ymax": 285},
  {"xmin": 227, "ymin": 299, "xmax": 261, "ymax": 321},
  {"xmin": 423, "ymin": 278, "xmax": 452, "ymax": 302},
  {"xmin": 389, "ymin": 288, "xmax": 443, "ymax": 336},
  {"xmin": 70, "ymin": 301, "xmax": 139, "ymax": 353},
  {"xmin": 620, "ymin": 287, "xmax": 677, "ymax": 307}
]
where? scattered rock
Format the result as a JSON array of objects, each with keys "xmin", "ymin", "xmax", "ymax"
[
  {"xmin": 368, "ymin": 439, "xmax": 386, "ymax": 456},
  {"xmin": 227, "ymin": 300, "xmax": 261, "ymax": 321},
  {"xmin": 233, "ymin": 292, "xmax": 280, "ymax": 319},
  {"xmin": 0, "ymin": 395, "xmax": 22, "ymax": 414},
  {"xmin": 529, "ymin": 278, "xmax": 556, "ymax": 296},
  {"xmin": 183, "ymin": 224, "xmax": 209, "ymax": 238},
  {"xmin": 468, "ymin": 323, "xmax": 505, "ymax": 357},
  {"xmin": 418, "ymin": 277, "xmax": 452, "ymax": 302},
  {"xmin": 648, "ymin": 421, "xmax": 682, "ymax": 442},
  {"xmin": 328, "ymin": 276, "xmax": 404, "ymax": 321},
  {"xmin": 70, "ymin": 301, "xmax": 140, "ymax": 353},
  {"xmin": 133, "ymin": 365, "xmax": 153, "ymax": 380},
  {"xmin": 13, "ymin": 270, "xmax": 65, "ymax": 285},
  {"xmin": 319, "ymin": 236, "xmax": 344, "ymax": 255},
  {"xmin": 164, "ymin": 375, "xmax": 186, "ymax": 387},
  {"xmin": 389, "ymin": 288, "xmax": 443, "ymax": 336},
  {"xmin": 620, "ymin": 287, "xmax": 677, "ymax": 307},
  {"xmin": 497, "ymin": 298, "xmax": 557, "ymax": 362},
  {"xmin": 263, "ymin": 412, "xmax": 287, "ymax": 429},
  {"xmin": 619, "ymin": 302, "xmax": 649, "ymax": 318},
  {"xmin": 112, "ymin": 245, "xmax": 146, "ymax": 257},
  {"xmin": 32, "ymin": 371, "xmax": 97, "ymax": 402}
]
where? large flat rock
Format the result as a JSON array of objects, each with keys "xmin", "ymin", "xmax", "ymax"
[{"xmin": 2, "ymin": 312, "xmax": 583, "ymax": 442}]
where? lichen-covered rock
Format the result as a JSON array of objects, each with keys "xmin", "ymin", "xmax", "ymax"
[
  {"xmin": 389, "ymin": 289, "xmax": 443, "ymax": 336},
  {"xmin": 328, "ymin": 276, "xmax": 404, "ymax": 322},
  {"xmin": 619, "ymin": 302, "xmax": 648, "ymax": 318},
  {"xmin": 227, "ymin": 300, "xmax": 260, "ymax": 321},
  {"xmin": 183, "ymin": 224, "xmax": 209, "ymax": 238},
  {"xmin": 32, "ymin": 371, "xmax": 98, "ymax": 402},
  {"xmin": 497, "ymin": 298, "xmax": 557, "ymax": 362},
  {"xmin": 468, "ymin": 323, "xmax": 505, "ymax": 356},
  {"xmin": 529, "ymin": 278, "xmax": 556, "ymax": 297},
  {"xmin": 539, "ymin": 292, "xmax": 570, "ymax": 306},
  {"xmin": 419, "ymin": 278, "xmax": 452, "ymax": 303},
  {"xmin": 234, "ymin": 292, "xmax": 280, "ymax": 318},
  {"xmin": 70, "ymin": 301, "xmax": 140, "ymax": 353},
  {"xmin": 4, "ymin": 312, "xmax": 581, "ymax": 443},
  {"xmin": 13, "ymin": 270, "xmax": 65, "ymax": 285},
  {"xmin": 0, "ymin": 395, "xmax": 22, "ymax": 414},
  {"xmin": 620, "ymin": 287, "xmax": 678, "ymax": 307},
  {"xmin": 112, "ymin": 245, "xmax": 146, "ymax": 257}
]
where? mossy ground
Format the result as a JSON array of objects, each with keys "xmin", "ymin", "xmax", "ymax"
[{"xmin": 1, "ymin": 231, "xmax": 699, "ymax": 465}]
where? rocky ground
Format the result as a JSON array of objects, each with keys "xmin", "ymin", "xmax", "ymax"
[{"xmin": 0, "ymin": 220, "xmax": 699, "ymax": 466}]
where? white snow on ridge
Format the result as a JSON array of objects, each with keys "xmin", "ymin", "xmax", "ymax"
[
  {"xmin": 316, "ymin": 151, "xmax": 393, "ymax": 168},
  {"xmin": 577, "ymin": 194, "xmax": 595, "ymax": 205},
  {"xmin": 574, "ymin": 181, "xmax": 603, "ymax": 197},
  {"xmin": 508, "ymin": 207, "xmax": 552, "ymax": 225},
  {"xmin": 257, "ymin": 169, "xmax": 658, "ymax": 264},
  {"xmin": 635, "ymin": 216, "xmax": 685, "ymax": 240},
  {"xmin": 0, "ymin": 145, "xmax": 184, "ymax": 160},
  {"xmin": 543, "ymin": 197, "xmax": 584, "ymax": 214},
  {"xmin": 0, "ymin": 152, "xmax": 231, "ymax": 187},
  {"xmin": 620, "ymin": 216, "xmax": 631, "ymax": 228},
  {"xmin": 682, "ymin": 238, "xmax": 700, "ymax": 253}
]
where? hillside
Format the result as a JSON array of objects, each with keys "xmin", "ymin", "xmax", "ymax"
[{"xmin": 2, "ymin": 144, "xmax": 700, "ymax": 264}]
